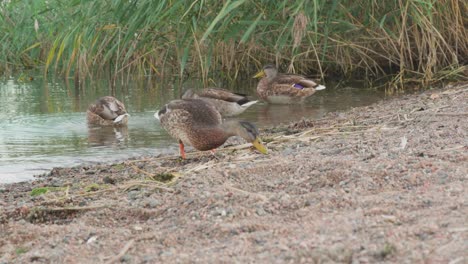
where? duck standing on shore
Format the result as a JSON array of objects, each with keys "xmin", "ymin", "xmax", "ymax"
[
  {"xmin": 253, "ymin": 64, "xmax": 325, "ymax": 104},
  {"xmin": 87, "ymin": 96, "xmax": 130, "ymax": 126},
  {"xmin": 182, "ymin": 88, "xmax": 258, "ymax": 117},
  {"xmin": 155, "ymin": 98, "xmax": 267, "ymax": 159}
]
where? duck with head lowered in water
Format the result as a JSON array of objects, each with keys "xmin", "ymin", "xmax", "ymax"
[{"xmin": 87, "ymin": 96, "xmax": 130, "ymax": 126}]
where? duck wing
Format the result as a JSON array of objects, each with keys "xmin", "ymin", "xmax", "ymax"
[
  {"xmin": 274, "ymin": 74, "xmax": 320, "ymax": 89},
  {"xmin": 199, "ymin": 88, "xmax": 249, "ymax": 104},
  {"xmin": 161, "ymin": 99, "xmax": 222, "ymax": 126}
]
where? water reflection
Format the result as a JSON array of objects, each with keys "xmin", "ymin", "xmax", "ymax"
[
  {"xmin": 87, "ymin": 125, "xmax": 129, "ymax": 147},
  {"xmin": 0, "ymin": 75, "xmax": 391, "ymax": 183}
]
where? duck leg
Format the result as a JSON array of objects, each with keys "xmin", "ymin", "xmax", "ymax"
[{"xmin": 179, "ymin": 140, "xmax": 186, "ymax": 159}]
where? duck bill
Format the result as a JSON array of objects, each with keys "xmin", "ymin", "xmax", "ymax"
[
  {"xmin": 253, "ymin": 70, "xmax": 265, "ymax": 79},
  {"xmin": 252, "ymin": 137, "xmax": 268, "ymax": 154}
]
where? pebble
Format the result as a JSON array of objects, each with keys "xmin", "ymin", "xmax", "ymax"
[
  {"xmin": 256, "ymin": 207, "xmax": 267, "ymax": 216},
  {"xmin": 160, "ymin": 250, "xmax": 173, "ymax": 257},
  {"xmin": 146, "ymin": 198, "xmax": 161, "ymax": 208},
  {"xmin": 282, "ymin": 147, "xmax": 294, "ymax": 155},
  {"xmin": 213, "ymin": 208, "xmax": 227, "ymax": 217},
  {"xmin": 102, "ymin": 176, "xmax": 116, "ymax": 185},
  {"xmin": 127, "ymin": 191, "xmax": 140, "ymax": 200},
  {"xmin": 305, "ymin": 199, "xmax": 315, "ymax": 207},
  {"xmin": 142, "ymin": 256, "xmax": 156, "ymax": 263},
  {"xmin": 120, "ymin": 254, "xmax": 132, "ymax": 262},
  {"xmin": 436, "ymin": 171, "xmax": 448, "ymax": 184},
  {"xmin": 49, "ymin": 179, "xmax": 63, "ymax": 187}
]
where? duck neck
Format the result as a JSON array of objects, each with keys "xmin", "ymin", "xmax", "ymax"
[
  {"xmin": 220, "ymin": 120, "xmax": 241, "ymax": 137},
  {"xmin": 265, "ymin": 69, "xmax": 277, "ymax": 82}
]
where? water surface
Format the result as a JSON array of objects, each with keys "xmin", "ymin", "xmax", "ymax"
[{"xmin": 0, "ymin": 75, "xmax": 387, "ymax": 183}]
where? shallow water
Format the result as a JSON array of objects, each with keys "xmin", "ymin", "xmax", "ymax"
[{"xmin": 0, "ymin": 75, "xmax": 387, "ymax": 183}]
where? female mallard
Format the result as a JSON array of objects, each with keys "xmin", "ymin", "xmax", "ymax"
[
  {"xmin": 87, "ymin": 96, "xmax": 130, "ymax": 126},
  {"xmin": 182, "ymin": 88, "xmax": 258, "ymax": 117},
  {"xmin": 154, "ymin": 98, "xmax": 267, "ymax": 159},
  {"xmin": 253, "ymin": 64, "xmax": 325, "ymax": 104}
]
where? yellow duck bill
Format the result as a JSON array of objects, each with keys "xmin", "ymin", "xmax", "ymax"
[
  {"xmin": 252, "ymin": 137, "xmax": 268, "ymax": 154},
  {"xmin": 253, "ymin": 70, "xmax": 265, "ymax": 79}
]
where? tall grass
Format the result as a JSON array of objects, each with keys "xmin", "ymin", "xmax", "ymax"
[{"xmin": 0, "ymin": 0, "xmax": 466, "ymax": 85}]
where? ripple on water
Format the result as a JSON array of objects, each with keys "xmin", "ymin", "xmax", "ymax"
[{"xmin": 0, "ymin": 111, "xmax": 173, "ymax": 183}]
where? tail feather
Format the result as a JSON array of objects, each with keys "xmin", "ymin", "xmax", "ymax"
[
  {"xmin": 114, "ymin": 113, "xmax": 129, "ymax": 123},
  {"xmin": 315, "ymin": 85, "xmax": 326, "ymax": 91},
  {"xmin": 240, "ymin": 100, "xmax": 258, "ymax": 109}
]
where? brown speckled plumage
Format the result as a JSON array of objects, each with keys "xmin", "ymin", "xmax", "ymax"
[
  {"xmin": 155, "ymin": 99, "xmax": 267, "ymax": 156},
  {"xmin": 254, "ymin": 64, "xmax": 325, "ymax": 104}
]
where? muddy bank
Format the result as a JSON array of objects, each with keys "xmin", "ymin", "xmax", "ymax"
[{"xmin": 1, "ymin": 83, "xmax": 467, "ymax": 263}]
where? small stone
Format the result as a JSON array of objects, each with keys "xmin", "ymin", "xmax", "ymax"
[
  {"xmin": 146, "ymin": 198, "xmax": 161, "ymax": 208},
  {"xmin": 142, "ymin": 256, "xmax": 155, "ymax": 263},
  {"xmin": 256, "ymin": 207, "xmax": 267, "ymax": 216},
  {"xmin": 160, "ymin": 250, "xmax": 173, "ymax": 257},
  {"xmin": 49, "ymin": 179, "xmax": 63, "ymax": 187},
  {"xmin": 86, "ymin": 236, "xmax": 98, "ymax": 244},
  {"xmin": 102, "ymin": 176, "xmax": 116, "ymax": 185},
  {"xmin": 133, "ymin": 225, "xmax": 143, "ymax": 231},
  {"xmin": 127, "ymin": 190, "xmax": 140, "ymax": 200},
  {"xmin": 120, "ymin": 254, "xmax": 132, "ymax": 262},
  {"xmin": 282, "ymin": 147, "xmax": 293, "ymax": 155}
]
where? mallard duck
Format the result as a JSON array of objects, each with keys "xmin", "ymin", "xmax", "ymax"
[
  {"xmin": 253, "ymin": 64, "xmax": 325, "ymax": 104},
  {"xmin": 154, "ymin": 98, "xmax": 267, "ymax": 159},
  {"xmin": 182, "ymin": 88, "xmax": 258, "ymax": 117},
  {"xmin": 87, "ymin": 96, "xmax": 129, "ymax": 126}
]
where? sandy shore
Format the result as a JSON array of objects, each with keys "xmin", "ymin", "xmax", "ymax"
[{"xmin": 1, "ymin": 83, "xmax": 467, "ymax": 263}]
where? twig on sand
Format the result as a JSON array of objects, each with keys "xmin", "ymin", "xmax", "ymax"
[
  {"xmin": 104, "ymin": 239, "xmax": 135, "ymax": 264},
  {"xmin": 434, "ymin": 112, "xmax": 468, "ymax": 116},
  {"xmin": 125, "ymin": 154, "xmax": 180, "ymax": 164},
  {"xmin": 121, "ymin": 180, "xmax": 173, "ymax": 192},
  {"xmin": 128, "ymin": 164, "xmax": 155, "ymax": 178},
  {"xmin": 34, "ymin": 205, "xmax": 107, "ymax": 212},
  {"xmin": 441, "ymin": 86, "xmax": 468, "ymax": 95},
  {"xmin": 184, "ymin": 160, "xmax": 217, "ymax": 173},
  {"xmin": 224, "ymin": 185, "xmax": 268, "ymax": 202}
]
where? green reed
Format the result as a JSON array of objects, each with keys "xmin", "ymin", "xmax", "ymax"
[{"xmin": 0, "ymin": 0, "xmax": 466, "ymax": 85}]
